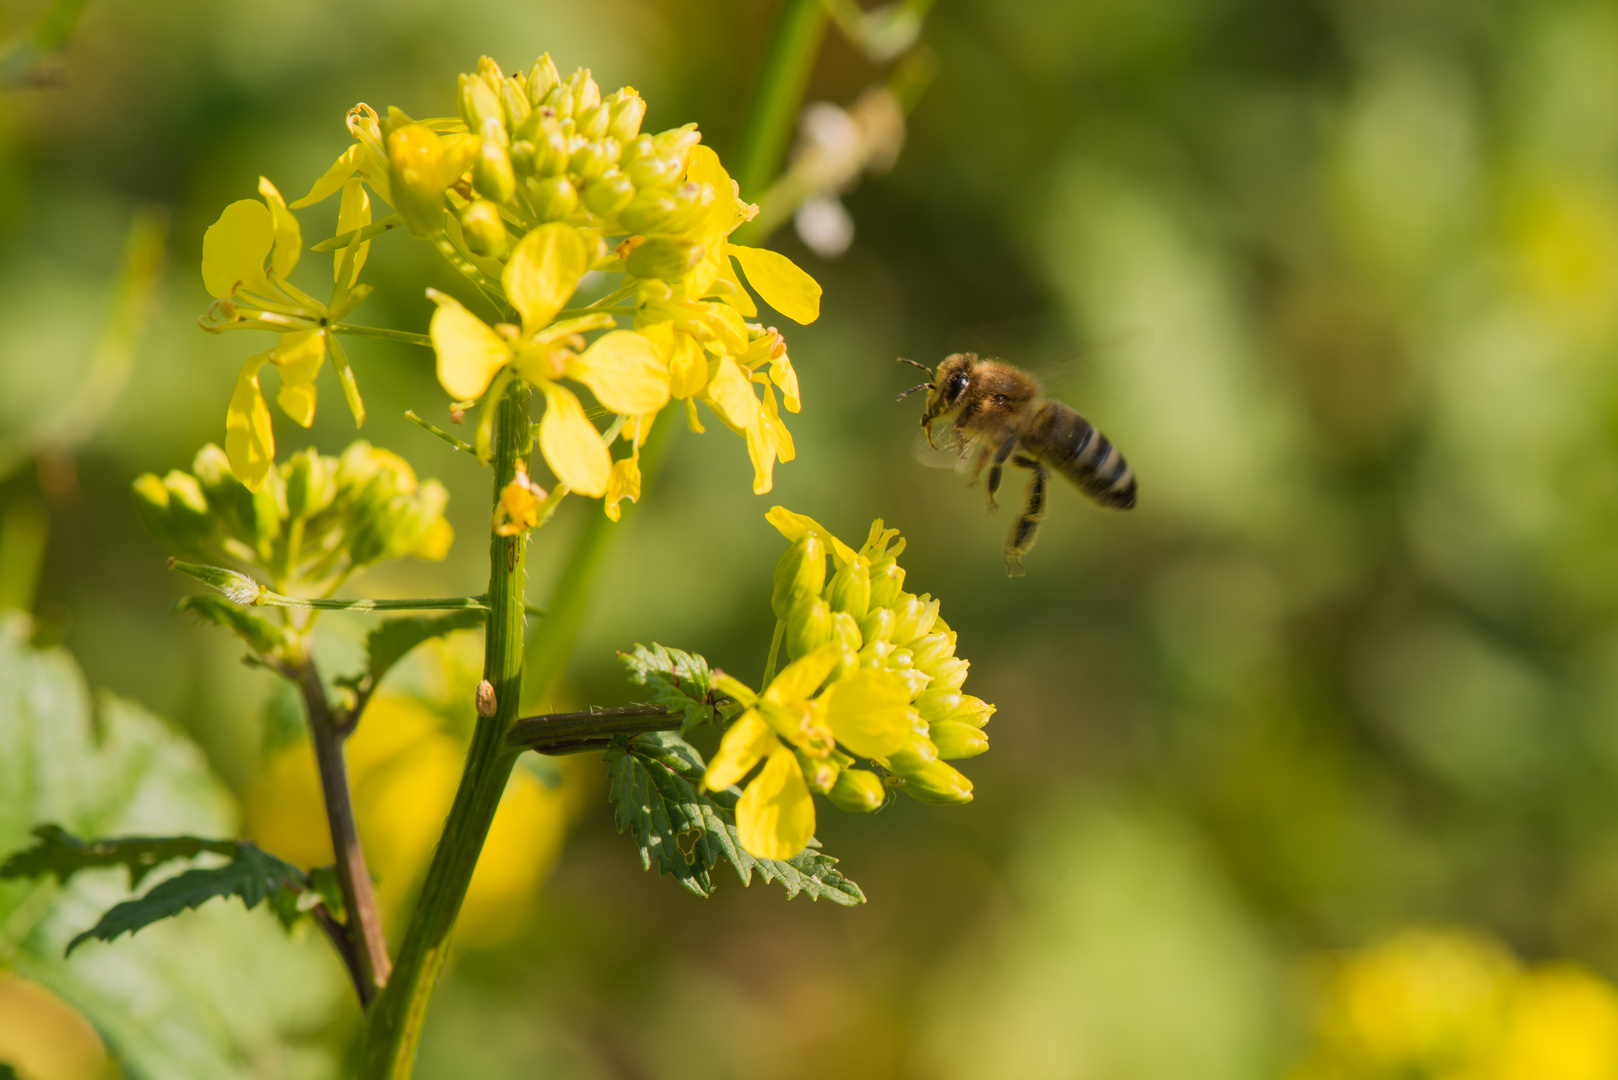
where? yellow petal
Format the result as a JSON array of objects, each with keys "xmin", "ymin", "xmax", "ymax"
[
  {"xmin": 225, "ymin": 354, "xmax": 275, "ymax": 492},
  {"xmin": 745, "ymin": 418, "xmax": 776, "ymax": 494},
  {"xmin": 700, "ymin": 357, "xmax": 759, "ymax": 435},
  {"xmin": 764, "ymin": 642, "xmax": 843, "ymax": 706},
  {"xmin": 711, "ymin": 249, "xmax": 758, "ymax": 316},
  {"xmin": 291, "ymin": 144, "xmax": 364, "ymax": 209},
  {"xmin": 704, "ymin": 710, "xmax": 775, "ymax": 791},
  {"xmin": 335, "ymin": 177, "xmax": 372, "ymax": 285},
  {"xmin": 428, "ymin": 289, "xmax": 512, "ymax": 400},
  {"xmin": 503, "ymin": 223, "xmax": 589, "ymax": 332},
  {"xmin": 538, "ymin": 383, "xmax": 610, "ymax": 497},
  {"xmin": 604, "ymin": 454, "xmax": 641, "ymax": 522},
  {"xmin": 764, "ymin": 507, "xmax": 860, "ymax": 567},
  {"xmin": 760, "ymin": 383, "xmax": 794, "ymax": 462},
  {"xmin": 269, "ymin": 329, "xmax": 326, "ymax": 427},
  {"xmin": 258, "ymin": 177, "xmax": 302, "ymax": 280},
  {"xmin": 201, "ymin": 199, "xmax": 275, "ymax": 299},
  {"xmin": 821, "ymin": 668, "xmax": 913, "ymax": 759},
  {"xmin": 566, "ymin": 330, "xmax": 669, "ymax": 416},
  {"xmin": 493, "ymin": 477, "xmax": 543, "ymax": 536},
  {"xmin": 736, "ymin": 745, "xmax": 816, "ymax": 860},
  {"xmin": 729, "ymin": 244, "xmax": 821, "ymax": 324},
  {"xmin": 770, "ymin": 353, "xmax": 800, "ymax": 413}
]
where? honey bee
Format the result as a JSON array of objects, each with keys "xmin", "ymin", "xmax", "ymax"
[{"xmin": 897, "ymin": 353, "xmax": 1136, "ymax": 575}]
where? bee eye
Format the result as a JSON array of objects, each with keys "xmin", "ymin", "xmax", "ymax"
[{"xmin": 948, "ymin": 373, "xmax": 968, "ymax": 398}]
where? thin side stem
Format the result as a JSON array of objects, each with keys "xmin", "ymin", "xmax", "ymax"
[
  {"xmin": 763, "ymin": 618, "xmax": 785, "ymax": 687},
  {"xmin": 359, "ymin": 381, "xmax": 530, "ymax": 1078},
  {"xmin": 731, "ymin": 0, "xmax": 829, "ymax": 202},
  {"xmin": 405, "ymin": 410, "xmax": 476, "ymax": 455},
  {"xmin": 506, "ymin": 705, "xmax": 676, "ymax": 752},
  {"xmin": 294, "ymin": 656, "xmax": 390, "ymax": 1003},
  {"xmin": 309, "ymin": 901, "xmax": 368, "ymax": 1004},
  {"xmin": 331, "ymin": 324, "xmax": 434, "ymax": 347}
]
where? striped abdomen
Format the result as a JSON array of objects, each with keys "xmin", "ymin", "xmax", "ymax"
[{"xmin": 1022, "ymin": 401, "xmax": 1136, "ymax": 510}]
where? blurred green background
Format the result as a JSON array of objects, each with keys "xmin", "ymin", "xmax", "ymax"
[{"xmin": 6, "ymin": 0, "xmax": 1618, "ymax": 1076}]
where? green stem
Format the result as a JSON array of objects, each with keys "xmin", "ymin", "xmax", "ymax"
[
  {"xmin": 505, "ymin": 705, "xmax": 677, "ymax": 753},
  {"xmin": 168, "ymin": 559, "xmax": 490, "ymax": 611},
  {"xmin": 405, "ymin": 410, "xmax": 476, "ymax": 455},
  {"xmin": 732, "ymin": 0, "xmax": 829, "ymax": 202},
  {"xmin": 331, "ymin": 324, "xmax": 434, "ymax": 347},
  {"xmin": 358, "ymin": 381, "xmax": 531, "ymax": 1078},
  {"xmin": 763, "ymin": 618, "xmax": 785, "ymax": 686}
]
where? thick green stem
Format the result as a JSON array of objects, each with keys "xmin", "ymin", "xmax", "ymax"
[
  {"xmin": 357, "ymin": 383, "xmax": 530, "ymax": 1078},
  {"xmin": 732, "ymin": 0, "xmax": 829, "ymax": 202}
]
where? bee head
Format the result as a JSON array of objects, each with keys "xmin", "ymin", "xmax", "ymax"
[{"xmin": 933, "ymin": 353, "xmax": 976, "ymax": 411}]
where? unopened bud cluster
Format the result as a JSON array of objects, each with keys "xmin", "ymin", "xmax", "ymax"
[
  {"xmin": 133, "ymin": 441, "xmax": 452, "ymax": 592},
  {"xmin": 771, "ymin": 510, "xmax": 992, "ymax": 806}
]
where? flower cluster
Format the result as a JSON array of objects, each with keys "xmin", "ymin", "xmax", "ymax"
[
  {"xmin": 704, "ymin": 508, "xmax": 993, "ymax": 860},
  {"xmin": 209, "ymin": 52, "xmax": 825, "ymax": 524},
  {"xmin": 133, "ymin": 441, "xmax": 451, "ymax": 593}
]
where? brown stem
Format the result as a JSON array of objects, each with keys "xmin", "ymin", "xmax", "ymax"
[
  {"xmin": 309, "ymin": 899, "xmax": 368, "ymax": 1003},
  {"xmin": 504, "ymin": 705, "xmax": 677, "ymax": 752},
  {"xmin": 295, "ymin": 656, "xmax": 391, "ymax": 1002}
]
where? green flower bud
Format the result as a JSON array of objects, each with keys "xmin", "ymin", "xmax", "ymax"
[
  {"xmin": 527, "ymin": 175, "xmax": 578, "ymax": 221},
  {"xmin": 898, "ymin": 760, "xmax": 974, "ymax": 804},
  {"xmin": 476, "ymin": 55, "xmax": 505, "ymax": 82},
  {"xmin": 542, "ymin": 84, "xmax": 575, "ymax": 119},
  {"xmin": 568, "ymin": 69, "xmax": 601, "ymax": 113},
  {"xmin": 525, "ymin": 127, "xmax": 571, "ymax": 178},
  {"xmin": 458, "ymin": 73, "xmax": 504, "ymax": 133},
  {"xmin": 473, "ymin": 140, "xmax": 516, "ymax": 204},
  {"xmin": 577, "ymin": 102, "xmax": 611, "ymax": 140},
  {"xmin": 625, "ymin": 236, "xmax": 702, "ymax": 280},
  {"xmin": 827, "ymin": 560, "xmax": 871, "ymax": 619},
  {"xmin": 499, "ymin": 78, "xmax": 531, "ymax": 132},
  {"xmin": 827, "ymin": 768, "xmax": 885, "ymax": 813},
  {"xmin": 891, "ymin": 592, "xmax": 940, "ymax": 643},
  {"xmin": 913, "ymin": 689, "xmax": 995, "ymax": 728},
  {"xmin": 885, "ymin": 729, "xmax": 938, "ymax": 775},
  {"xmin": 608, "ymin": 91, "xmax": 646, "ymax": 142},
  {"xmin": 909, "ymin": 631, "xmax": 955, "ymax": 673},
  {"xmin": 250, "ymin": 467, "xmax": 285, "ymax": 557},
  {"xmin": 617, "ymin": 188, "xmax": 679, "ymax": 233},
  {"xmin": 569, "ymin": 137, "xmax": 619, "ymax": 183},
  {"xmin": 192, "ymin": 443, "xmax": 256, "ymax": 545},
  {"xmin": 285, "ymin": 448, "xmax": 336, "ymax": 521},
  {"xmin": 831, "ymin": 612, "xmax": 863, "ymax": 681},
  {"xmin": 858, "ymin": 606, "xmax": 895, "ymax": 645},
  {"xmin": 620, "ymin": 134, "xmax": 654, "ymax": 167},
  {"xmin": 583, "ymin": 171, "xmax": 635, "ymax": 217},
  {"xmin": 132, "ymin": 473, "xmax": 208, "ymax": 555},
  {"xmin": 931, "ymin": 721, "xmax": 989, "ymax": 760},
  {"xmin": 660, "ymin": 181, "xmax": 718, "ymax": 234},
  {"xmin": 623, "ymin": 152, "xmax": 683, "ymax": 189},
  {"xmin": 928, "ymin": 657, "xmax": 969, "ymax": 692},
  {"xmin": 460, "ymin": 199, "xmax": 508, "ymax": 257},
  {"xmin": 652, "ymin": 124, "xmax": 701, "ymax": 164},
  {"xmin": 795, "ymin": 750, "xmax": 839, "ymax": 794},
  {"xmin": 786, "ymin": 596, "xmax": 833, "ymax": 660},
  {"xmin": 869, "ymin": 560, "xmax": 905, "ymax": 608},
  {"xmin": 772, "ymin": 533, "xmax": 826, "ymax": 619},
  {"xmin": 527, "ymin": 54, "xmax": 561, "ymax": 105}
]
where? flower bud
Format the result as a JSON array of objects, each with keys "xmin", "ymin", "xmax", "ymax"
[
  {"xmin": 459, "ymin": 200, "xmax": 508, "ymax": 257},
  {"xmin": 885, "ymin": 729, "xmax": 938, "ymax": 775},
  {"xmin": 909, "ymin": 631, "xmax": 955, "ymax": 673},
  {"xmin": 542, "ymin": 84, "xmax": 575, "ymax": 119},
  {"xmin": 772, "ymin": 533, "xmax": 826, "ymax": 619},
  {"xmin": 499, "ymin": 78, "xmax": 531, "ymax": 132},
  {"xmin": 795, "ymin": 750, "xmax": 839, "ymax": 794},
  {"xmin": 858, "ymin": 606, "xmax": 895, "ymax": 645},
  {"xmin": 132, "ymin": 473, "xmax": 210, "ymax": 555},
  {"xmin": 786, "ymin": 596, "xmax": 832, "ymax": 659},
  {"xmin": 913, "ymin": 689, "xmax": 995, "ymax": 728},
  {"xmin": 625, "ymin": 236, "xmax": 702, "ymax": 280},
  {"xmin": 660, "ymin": 182, "xmax": 718, "ymax": 233},
  {"xmin": 826, "ymin": 768, "xmax": 885, "ymax": 813},
  {"xmin": 928, "ymin": 657, "xmax": 970, "ymax": 692},
  {"xmin": 898, "ymin": 760, "xmax": 974, "ymax": 804},
  {"xmin": 525, "ymin": 127, "xmax": 571, "ymax": 177},
  {"xmin": 527, "ymin": 54, "xmax": 561, "ymax": 105},
  {"xmin": 583, "ymin": 171, "xmax": 635, "ymax": 218},
  {"xmin": 826, "ymin": 560, "xmax": 871, "ymax": 619},
  {"xmin": 458, "ymin": 73, "xmax": 504, "ymax": 133},
  {"xmin": 472, "ymin": 141, "xmax": 516, "ymax": 205},
  {"xmin": 569, "ymin": 69, "xmax": 601, "ymax": 112},
  {"xmin": 285, "ymin": 448, "xmax": 336, "ymax": 520},
  {"xmin": 608, "ymin": 92, "xmax": 646, "ymax": 142},
  {"xmin": 617, "ymin": 188, "xmax": 679, "ymax": 233},
  {"xmin": 623, "ymin": 152, "xmax": 683, "ymax": 189},
  {"xmin": 868, "ymin": 560, "xmax": 905, "ymax": 608},
  {"xmin": 830, "ymin": 612, "xmax": 863, "ymax": 681},
  {"xmin": 577, "ymin": 102, "xmax": 611, "ymax": 140},
  {"xmin": 890, "ymin": 592, "xmax": 939, "ymax": 643},
  {"xmin": 192, "ymin": 443, "xmax": 255, "ymax": 544},
  {"xmin": 652, "ymin": 124, "xmax": 701, "ymax": 164},
  {"xmin": 569, "ymin": 137, "xmax": 619, "ymax": 183},
  {"xmin": 527, "ymin": 175, "xmax": 579, "ymax": 221},
  {"xmin": 931, "ymin": 721, "xmax": 989, "ymax": 760},
  {"xmin": 250, "ymin": 467, "xmax": 285, "ymax": 556}
]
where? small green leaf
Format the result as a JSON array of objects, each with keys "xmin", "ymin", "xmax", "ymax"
[
  {"xmin": 620, "ymin": 643, "xmax": 721, "ymax": 729},
  {"xmin": 175, "ymin": 595, "xmax": 288, "ymax": 658},
  {"xmin": 1, "ymin": 825, "xmax": 238, "ymax": 889},
  {"xmin": 166, "ymin": 558, "xmax": 265, "ymax": 605},
  {"xmin": 605, "ymin": 731, "xmax": 864, "ymax": 905},
  {"xmin": 361, "ymin": 609, "xmax": 486, "ymax": 690}
]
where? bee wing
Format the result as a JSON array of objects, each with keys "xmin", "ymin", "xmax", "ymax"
[{"xmin": 912, "ymin": 426, "xmax": 977, "ymax": 473}]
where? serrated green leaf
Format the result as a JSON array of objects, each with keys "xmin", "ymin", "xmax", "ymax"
[
  {"xmin": 66, "ymin": 843, "xmax": 309, "ymax": 954},
  {"xmin": 619, "ymin": 643, "xmax": 721, "ymax": 729},
  {"xmin": 0, "ymin": 825, "xmax": 238, "ymax": 889},
  {"xmin": 357, "ymin": 608, "xmax": 486, "ymax": 690},
  {"xmin": 174, "ymin": 594, "xmax": 287, "ymax": 658},
  {"xmin": 605, "ymin": 730, "xmax": 864, "ymax": 904}
]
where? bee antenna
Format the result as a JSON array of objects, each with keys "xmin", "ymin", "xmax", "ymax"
[
  {"xmin": 896, "ymin": 382, "xmax": 933, "ymax": 402},
  {"xmin": 895, "ymin": 357, "xmax": 933, "ymax": 374}
]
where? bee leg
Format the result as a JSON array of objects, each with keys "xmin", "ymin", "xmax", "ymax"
[
  {"xmin": 985, "ymin": 435, "xmax": 1019, "ymax": 511},
  {"xmin": 1004, "ymin": 461, "xmax": 1049, "ymax": 578}
]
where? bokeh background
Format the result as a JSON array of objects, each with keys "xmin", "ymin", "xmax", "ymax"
[{"xmin": 6, "ymin": 0, "xmax": 1618, "ymax": 1076}]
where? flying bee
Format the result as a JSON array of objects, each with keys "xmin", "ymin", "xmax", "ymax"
[{"xmin": 897, "ymin": 353, "xmax": 1136, "ymax": 576}]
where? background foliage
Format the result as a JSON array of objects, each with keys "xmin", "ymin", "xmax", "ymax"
[{"xmin": 5, "ymin": 0, "xmax": 1618, "ymax": 1076}]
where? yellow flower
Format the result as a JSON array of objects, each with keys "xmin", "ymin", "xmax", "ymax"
[
  {"xmin": 705, "ymin": 643, "xmax": 911, "ymax": 860},
  {"xmin": 492, "ymin": 462, "xmax": 549, "ymax": 537},
  {"xmin": 200, "ymin": 177, "xmax": 372, "ymax": 491}
]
